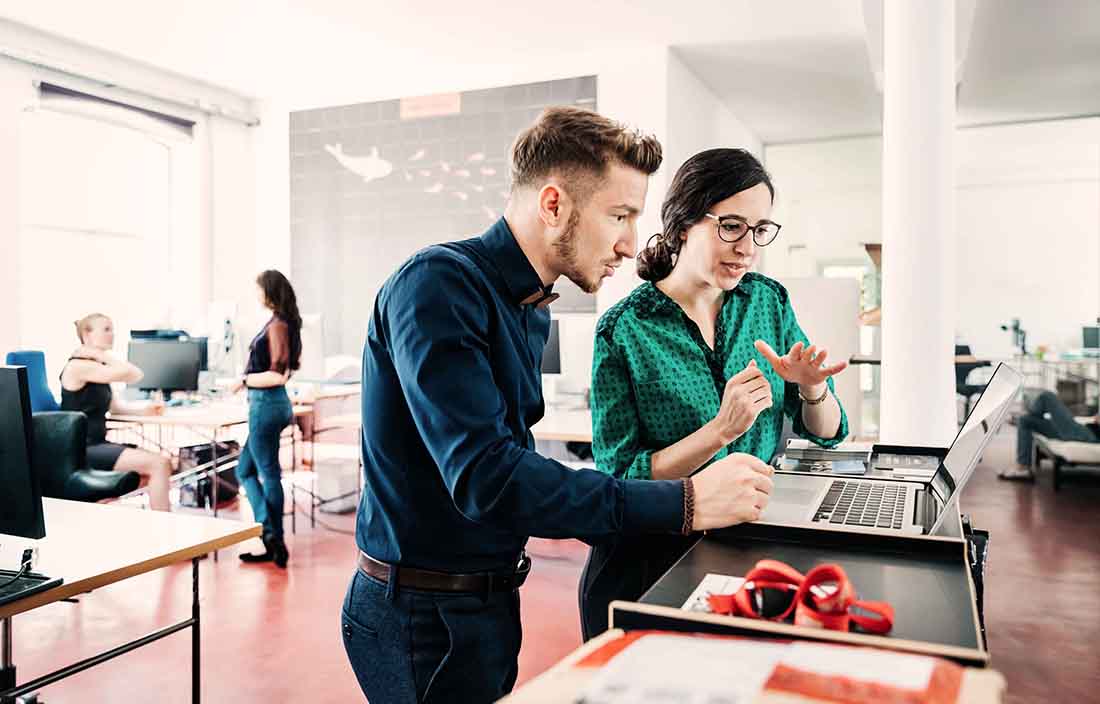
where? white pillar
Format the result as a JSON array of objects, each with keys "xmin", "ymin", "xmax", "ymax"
[
  {"xmin": 879, "ymin": 0, "xmax": 957, "ymax": 446},
  {"xmin": 0, "ymin": 63, "xmax": 34, "ymax": 357}
]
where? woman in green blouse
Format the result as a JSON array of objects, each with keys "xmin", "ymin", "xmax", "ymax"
[{"xmin": 579, "ymin": 148, "xmax": 850, "ymax": 639}]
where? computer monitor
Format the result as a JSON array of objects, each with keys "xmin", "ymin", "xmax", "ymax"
[
  {"xmin": 131, "ymin": 328, "xmax": 190, "ymax": 339},
  {"xmin": 1084, "ymin": 326, "xmax": 1099, "ymax": 352},
  {"xmin": 128, "ymin": 340, "xmax": 201, "ymax": 393},
  {"xmin": 131, "ymin": 330, "xmax": 206, "ymax": 371},
  {"xmin": 541, "ymin": 319, "xmax": 561, "ymax": 375},
  {"xmin": 0, "ymin": 366, "xmax": 46, "ymax": 540}
]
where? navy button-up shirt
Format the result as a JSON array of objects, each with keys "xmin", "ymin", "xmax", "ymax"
[{"xmin": 356, "ymin": 218, "xmax": 684, "ymax": 572}]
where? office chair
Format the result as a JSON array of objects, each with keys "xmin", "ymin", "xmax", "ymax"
[
  {"xmin": 955, "ymin": 345, "xmax": 991, "ymax": 422},
  {"xmin": 5, "ymin": 350, "xmax": 61, "ymax": 412},
  {"xmin": 31, "ymin": 412, "xmax": 141, "ymax": 503}
]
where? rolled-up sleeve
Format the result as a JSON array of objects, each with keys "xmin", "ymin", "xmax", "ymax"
[{"xmin": 385, "ymin": 255, "xmax": 683, "ymax": 540}]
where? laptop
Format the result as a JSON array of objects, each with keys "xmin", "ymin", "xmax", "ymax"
[{"xmin": 758, "ymin": 363, "xmax": 1022, "ymax": 536}]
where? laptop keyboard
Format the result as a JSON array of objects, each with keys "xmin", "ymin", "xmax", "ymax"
[{"xmin": 814, "ymin": 481, "xmax": 907, "ymax": 530}]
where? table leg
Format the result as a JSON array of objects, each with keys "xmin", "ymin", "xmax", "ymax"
[
  {"xmin": 210, "ymin": 431, "xmax": 220, "ymax": 563},
  {"xmin": 210, "ymin": 430, "xmax": 219, "ymax": 520},
  {"xmin": 1, "ymin": 616, "xmax": 14, "ymax": 691},
  {"xmin": 192, "ymin": 557, "xmax": 200, "ymax": 704}
]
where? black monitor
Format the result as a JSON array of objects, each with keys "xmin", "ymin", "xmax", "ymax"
[
  {"xmin": 131, "ymin": 330, "xmax": 206, "ymax": 371},
  {"xmin": 541, "ymin": 319, "xmax": 561, "ymax": 375},
  {"xmin": 0, "ymin": 366, "xmax": 45, "ymax": 540},
  {"xmin": 1084, "ymin": 326, "xmax": 1099, "ymax": 351},
  {"xmin": 131, "ymin": 328, "xmax": 189, "ymax": 339},
  {"xmin": 128, "ymin": 340, "xmax": 201, "ymax": 393}
]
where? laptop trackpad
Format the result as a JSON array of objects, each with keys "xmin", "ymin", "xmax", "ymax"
[{"xmin": 761, "ymin": 487, "xmax": 820, "ymax": 523}]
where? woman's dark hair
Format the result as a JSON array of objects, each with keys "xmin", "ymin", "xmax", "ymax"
[
  {"xmin": 637, "ymin": 148, "xmax": 774, "ymax": 282},
  {"xmin": 257, "ymin": 269, "xmax": 303, "ymax": 371}
]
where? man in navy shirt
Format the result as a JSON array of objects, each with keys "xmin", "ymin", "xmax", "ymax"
[{"xmin": 341, "ymin": 106, "xmax": 775, "ymax": 703}]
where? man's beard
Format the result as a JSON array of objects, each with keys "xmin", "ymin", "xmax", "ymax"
[{"xmin": 552, "ymin": 210, "xmax": 600, "ymax": 294}]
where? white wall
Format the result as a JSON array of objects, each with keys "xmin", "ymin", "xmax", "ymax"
[
  {"xmin": 955, "ymin": 119, "xmax": 1100, "ymax": 356},
  {"xmin": 763, "ymin": 117, "xmax": 1100, "ymax": 359},
  {"xmin": 0, "ymin": 62, "xmax": 32, "ymax": 358},
  {"xmin": 17, "ymin": 108, "xmax": 174, "ymax": 377},
  {"xmin": 0, "ymin": 26, "xmax": 259, "ymax": 375},
  {"xmin": 763, "ymin": 136, "xmax": 883, "ymax": 279},
  {"xmin": 666, "ymin": 49, "xmax": 764, "ymax": 171}
]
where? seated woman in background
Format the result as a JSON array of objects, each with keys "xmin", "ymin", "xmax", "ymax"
[
  {"xmin": 60, "ymin": 313, "xmax": 173, "ymax": 511},
  {"xmin": 1001, "ymin": 390, "xmax": 1100, "ymax": 480},
  {"xmin": 579, "ymin": 149, "xmax": 850, "ymax": 639}
]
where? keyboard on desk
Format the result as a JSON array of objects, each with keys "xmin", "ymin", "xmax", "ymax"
[
  {"xmin": 0, "ymin": 572, "xmax": 61, "ymax": 607},
  {"xmin": 813, "ymin": 480, "xmax": 908, "ymax": 530}
]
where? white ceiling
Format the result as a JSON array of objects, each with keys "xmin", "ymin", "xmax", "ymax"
[
  {"xmin": 675, "ymin": 0, "xmax": 1100, "ymax": 142},
  {"xmin": 3, "ymin": 0, "xmax": 1098, "ymax": 143}
]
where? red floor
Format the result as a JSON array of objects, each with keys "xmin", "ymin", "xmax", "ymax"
[{"xmin": 6, "ymin": 432, "xmax": 1099, "ymax": 702}]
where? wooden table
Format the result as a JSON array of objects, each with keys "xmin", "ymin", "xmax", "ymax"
[
  {"xmin": 0, "ymin": 499, "xmax": 258, "ymax": 703},
  {"xmin": 108, "ymin": 403, "xmax": 312, "ymax": 524},
  {"xmin": 531, "ymin": 410, "xmax": 593, "ymax": 443}
]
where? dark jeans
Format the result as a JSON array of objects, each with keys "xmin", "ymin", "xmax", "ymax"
[
  {"xmin": 579, "ymin": 534, "xmax": 695, "ymax": 641},
  {"xmin": 341, "ymin": 569, "xmax": 522, "ymax": 703},
  {"xmin": 1017, "ymin": 391, "xmax": 1098, "ymax": 465},
  {"xmin": 235, "ymin": 387, "xmax": 292, "ymax": 539}
]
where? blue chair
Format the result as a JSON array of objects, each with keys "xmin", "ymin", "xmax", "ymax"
[{"xmin": 5, "ymin": 350, "xmax": 61, "ymax": 412}]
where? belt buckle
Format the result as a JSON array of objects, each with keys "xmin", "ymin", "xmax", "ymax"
[{"xmin": 516, "ymin": 551, "xmax": 531, "ymax": 576}]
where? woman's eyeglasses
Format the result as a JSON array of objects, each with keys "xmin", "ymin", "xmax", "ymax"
[{"xmin": 704, "ymin": 213, "xmax": 782, "ymax": 246}]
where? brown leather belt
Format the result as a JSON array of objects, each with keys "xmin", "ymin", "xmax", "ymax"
[{"xmin": 357, "ymin": 551, "xmax": 531, "ymax": 594}]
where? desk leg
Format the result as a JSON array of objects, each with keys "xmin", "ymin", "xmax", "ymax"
[
  {"xmin": 210, "ymin": 432, "xmax": 220, "ymax": 563},
  {"xmin": 1, "ymin": 616, "xmax": 13, "ymax": 691},
  {"xmin": 210, "ymin": 431, "xmax": 219, "ymax": 520},
  {"xmin": 192, "ymin": 557, "xmax": 201, "ymax": 704}
]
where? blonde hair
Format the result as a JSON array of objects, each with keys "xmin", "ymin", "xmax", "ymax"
[{"xmin": 74, "ymin": 313, "xmax": 110, "ymax": 344}]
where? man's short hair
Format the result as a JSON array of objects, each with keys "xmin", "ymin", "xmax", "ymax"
[{"xmin": 509, "ymin": 106, "xmax": 662, "ymax": 203}]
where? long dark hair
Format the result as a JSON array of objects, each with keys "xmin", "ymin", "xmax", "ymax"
[
  {"xmin": 637, "ymin": 148, "xmax": 774, "ymax": 281},
  {"xmin": 257, "ymin": 269, "xmax": 302, "ymax": 371}
]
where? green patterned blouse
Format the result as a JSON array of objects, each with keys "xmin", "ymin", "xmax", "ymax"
[{"xmin": 590, "ymin": 273, "xmax": 848, "ymax": 480}]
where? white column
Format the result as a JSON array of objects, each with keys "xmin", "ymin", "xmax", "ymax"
[
  {"xmin": 879, "ymin": 0, "xmax": 958, "ymax": 446},
  {"xmin": 0, "ymin": 63, "xmax": 34, "ymax": 356}
]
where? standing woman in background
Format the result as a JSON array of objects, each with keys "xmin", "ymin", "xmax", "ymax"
[
  {"xmin": 61, "ymin": 313, "xmax": 173, "ymax": 511},
  {"xmin": 233, "ymin": 270, "xmax": 302, "ymax": 568}
]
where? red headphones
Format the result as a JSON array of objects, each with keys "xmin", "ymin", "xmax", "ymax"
[{"xmin": 705, "ymin": 559, "xmax": 894, "ymax": 635}]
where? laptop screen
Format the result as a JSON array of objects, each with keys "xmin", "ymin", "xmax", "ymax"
[{"xmin": 929, "ymin": 363, "xmax": 1022, "ymax": 506}]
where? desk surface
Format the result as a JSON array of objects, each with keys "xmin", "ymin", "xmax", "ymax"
[
  {"xmin": 1, "ymin": 499, "xmax": 258, "ymax": 618},
  {"xmin": 849, "ymin": 355, "xmax": 993, "ymax": 367},
  {"xmin": 632, "ymin": 526, "xmax": 983, "ymax": 660},
  {"xmin": 531, "ymin": 409, "xmax": 593, "ymax": 443},
  {"xmin": 110, "ymin": 402, "xmax": 311, "ymax": 428}
]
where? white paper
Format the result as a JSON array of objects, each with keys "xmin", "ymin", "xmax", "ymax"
[
  {"xmin": 781, "ymin": 642, "xmax": 935, "ymax": 691},
  {"xmin": 681, "ymin": 573, "xmax": 745, "ymax": 612},
  {"xmin": 577, "ymin": 634, "xmax": 785, "ymax": 704}
]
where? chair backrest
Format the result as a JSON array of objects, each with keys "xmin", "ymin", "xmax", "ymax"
[
  {"xmin": 5, "ymin": 351, "xmax": 60, "ymax": 412},
  {"xmin": 30, "ymin": 411, "xmax": 87, "ymax": 498}
]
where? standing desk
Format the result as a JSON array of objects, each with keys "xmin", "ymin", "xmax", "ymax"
[{"xmin": 0, "ymin": 499, "xmax": 258, "ymax": 703}]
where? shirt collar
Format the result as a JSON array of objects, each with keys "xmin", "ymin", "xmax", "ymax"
[
  {"xmin": 637, "ymin": 275, "xmax": 755, "ymax": 318},
  {"xmin": 480, "ymin": 217, "xmax": 558, "ymax": 307}
]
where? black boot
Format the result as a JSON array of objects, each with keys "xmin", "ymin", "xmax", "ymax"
[
  {"xmin": 271, "ymin": 536, "xmax": 289, "ymax": 569},
  {"xmin": 239, "ymin": 534, "xmax": 275, "ymax": 563}
]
